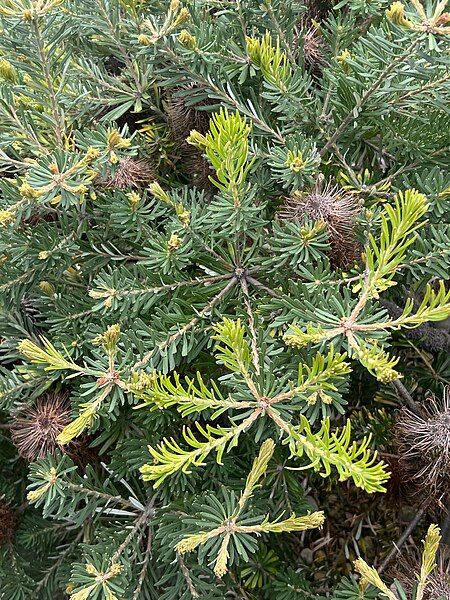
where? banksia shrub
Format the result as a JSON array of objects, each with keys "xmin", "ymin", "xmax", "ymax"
[{"xmin": 0, "ymin": 0, "xmax": 450, "ymax": 598}]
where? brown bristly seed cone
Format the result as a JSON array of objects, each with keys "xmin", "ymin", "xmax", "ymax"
[
  {"xmin": 278, "ymin": 179, "xmax": 362, "ymax": 269},
  {"xmin": 304, "ymin": 0, "xmax": 333, "ymax": 19},
  {"xmin": 10, "ymin": 391, "xmax": 71, "ymax": 461},
  {"xmin": 182, "ymin": 146, "xmax": 215, "ymax": 191},
  {"xmin": 303, "ymin": 27, "xmax": 325, "ymax": 72},
  {"xmin": 166, "ymin": 86, "xmax": 215, "ymax": 191},
  {"xmin": 395, "ymin": 386, "xmax": 450, "ymax": 499},
  {"xmin": 166, "ymin": 85, "xmax": 211, "ymax": 143},
  {"xmin": 102, "ymin": 157, "xmax": 156, "ymax": 189},
  {"xmin": 381, "ymin": 454, "xmax": 420, "ymax": 508},
  {"xmin": 0, "ymin": 500, "xmax": 17, "ymax": 546},
  {"xmin": 67, "ymin": 434, "xmax": 100, "ymax": 469}
]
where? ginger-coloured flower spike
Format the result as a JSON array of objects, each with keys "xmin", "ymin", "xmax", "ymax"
[
  {"xmin": 0, "ymin": 58, "xmax": 17, "ymax": 82},
  {"xmin": 386, "ymin": 2, "xmax": 416, "ymax": 28},
  {"xmin": 92, "ymin": 324, "xmax": 121, "ymax": 353},
  {"xmin": 416, "ymin": 524, "xmax": 441, "ymax": 600},
  {"xmin": 354, "ymin": 558, "xmax": 397, "ymax": 600},
  {"xmin": 178, "ymin": 29, "xmax": 196, "ymax": 48},
  {"xmin": 0, "ymin": 209, "xmax": 15, "ymax": 226},
  {"xmin": 391, "ymin": 542, "xmax": 450, "ymax": 600},
  {"xmin": 10, "ymin": 392, "xmax": 72, "ymax": 461}
]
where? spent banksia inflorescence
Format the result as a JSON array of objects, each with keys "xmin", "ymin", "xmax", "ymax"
[
  {"xmin": 278, "ymin": 178, "xmax": 361, "ymax": 268},
  {"xmin": 381, "ymin": 454, "xmax": 419, "ymax": 507},
  {"xmin": 302, "ymin": 26, "xmax": 326, "ymax": 73},
  {"xmin": 102, "ymin": 157, "xmax": 156, "ymax": 189},
  {"xmin": 426, "ymin": 569, "xmax": 450, "ymax": 600},
  {"xmin": 166, "ymin": 86, "xmax": 215, "ymax": 190},
  {"xmin": 0, "ymin": 500, "xmax": 17, "ymax": 546},
  {"xmin": 166, "ymin": 86, "xmax": 211, "ymax": 144},
  {"xmin": 11, "ymin": 391, "xmax": 71, "ymax": 461},
  {"xmin": 396, "ymin": 386, "xmax": 450, "ymax": 496}
]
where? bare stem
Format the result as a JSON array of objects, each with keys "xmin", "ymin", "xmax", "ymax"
[{"xmin": 379, "ymin": 502, "xmax": 429, "ymax": 573}]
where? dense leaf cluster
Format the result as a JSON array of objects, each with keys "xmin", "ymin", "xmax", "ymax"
[{"xmin": 0, "ymin": 0, "xmax": 449, "ymax": 598}]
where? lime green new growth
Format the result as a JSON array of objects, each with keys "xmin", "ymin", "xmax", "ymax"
[{"xmin": 135, "ymin": 318, "xmax": 389, "ymax": 493}]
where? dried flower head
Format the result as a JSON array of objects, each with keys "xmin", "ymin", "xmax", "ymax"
[
  {"xmin": 426, "ymin": 567, "xmax": 450, "ymax": 600},
  {"xmin": 381, "ymin": 454, "xmax": 419, "ymax": 507},
  {"xmin": 11, "ymin": 392, "xmax": 71, "ymax": 461},
  {"xmin": 278, "ymin": 178, "xmax": 361, "ymax": 268},
  {"xmin": 166, "ymin": 85, "xmax": 211, "ymax": 143},
  {"xmin": 182, "ymin": 146, "xmax": 215, "ymax": 190},
  {"xmin": 396, "ymin": 386, "xmax": 450, "ymax": 495},
  {"xmin": 166, "ymin": 86, "xmax": 215, "ymax": 191},
  {"xmin": 0, "ymin": 500, "xmax": 17, "ymax": 546},
  {"xmin": 303, "ymin": 27, "xmax": 325, "ymax": 71},
  {"xmin": 102, "ymin": 157, "xmax": 156, "ymax": 189},
  {"xmin": 304, "ymin": 0, "xmax": 332, "ymax": 19}
]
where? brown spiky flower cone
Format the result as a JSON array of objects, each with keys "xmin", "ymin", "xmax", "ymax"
[
  {"xmin": 166, "ymin": 87, "xmax": 211, "ymax": 144},
  {"xmin": 10, "ymin": 392, "xmax": 71, "ymax": 461},
  {"xmin": 102, "ymin": 157, "xmax": 156, "ymax": 189},
  {"xmin": 303, "ymin": 27, "xmax": 326, "ymax": 73},
  {"xmin": 396, "ymin": 386, "xmax": 450, "ymax": 498},
  {"xmin": 278, "ymin": 178, "xmax": 362, "ymax": 268},
  {"xmin": 305, "ymin": 0, "xmax": 333, "ymax": 18},
  {"xmin": 166, "ymin": 86, "xmax": 215, "ymax": 191},
  {"xmin": 0, "ymin": 500, "xmax": 17, "ymax": 546}
]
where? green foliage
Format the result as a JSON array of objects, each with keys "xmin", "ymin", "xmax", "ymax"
[{"xmin": 0, "ymin": 0, "xmax": 449, "ymax": 597}]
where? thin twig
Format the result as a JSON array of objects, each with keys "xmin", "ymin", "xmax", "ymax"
[
  {"xmin": 31, "ymin": 19, "xmax": 64, "ymax": 147},
  {"xmin": 178, "ymin": 555, "xmax": 199, "ymax": 598},
  {"xmin": 133, "ymin": 276, "xmax": 237, "ymax": 369},
  {"xmin": 439, "ymin": 509, "xmax": 450, "ymax": 549},
  {"xmin": 112, "ymin": 499, "xmax": 155, "ymax": 562},
  {"xmin": 379, "ymin": 502, "xmax": 430, "ymax": 573},
  {"xmin": 132, "ymin": 529, "xmax": 153, "ymax": 600},
  {"xmin": 390, "ymin": 379, "xmax": 424, "ymax": 417},
  {"xmin": 246, "ymin": 275, "xmax": 279, "ymax": 298},
  {"xmin": 240, "ymin": 277, "xmax": 261, "ymax": 375},
  {"xmin": 35, "ymin": 531, "xmax": 83, "ymax": 592}
]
